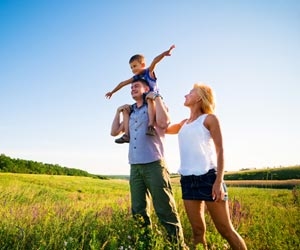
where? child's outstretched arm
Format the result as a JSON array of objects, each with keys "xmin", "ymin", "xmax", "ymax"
[
  {"xmin": 148, "ymin": 44, "xmax": 175, "ymax": 75},
  {"xmin": 105, "ymin": 77, "xmax": 134, "ymax": 99}
]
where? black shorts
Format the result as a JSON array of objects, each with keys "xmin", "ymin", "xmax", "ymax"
[{"xmin": 180, "ymin": 169, "xmax": 228, "ymax": 201}]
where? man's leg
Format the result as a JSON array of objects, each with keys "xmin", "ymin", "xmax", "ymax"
[
  {"xmin": 130, "ymin": 164, "xmax": 151, "ymax": 226},
  {"xmin": 144, "ymin": 160, "xmax": 185, "ymax": 245}
]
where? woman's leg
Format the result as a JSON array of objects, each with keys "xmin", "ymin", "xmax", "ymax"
[
  {"xmin": 206, "ymin": 201, "xmax": 247, "ymax": 250},
  {"xmin": 183, "ymin": 200, "xmax": 208, "ymax": 249}
]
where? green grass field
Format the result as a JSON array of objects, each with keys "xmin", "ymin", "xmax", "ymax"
[{"xmin": 0, "ymin": 173, "xmax": 299, "ymax": 250}]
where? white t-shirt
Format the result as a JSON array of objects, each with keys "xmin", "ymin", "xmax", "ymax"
[{"xmin": 178, "ymin": 114, "xmax": 217, "ymax": 176}]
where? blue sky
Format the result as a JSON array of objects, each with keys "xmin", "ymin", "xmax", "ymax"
[{"xmin": 0, "ymin": 0, "xmax": 299, "ymax": 175}]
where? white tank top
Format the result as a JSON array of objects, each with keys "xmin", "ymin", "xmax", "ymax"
[{"xmin": 178, "ymin": 114, "xmax": 217, "ymax": 176}]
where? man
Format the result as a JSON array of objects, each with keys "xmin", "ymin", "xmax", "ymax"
[{"xmin": 110, "ymin": 79, "xmax": 186, "ymax": 248}]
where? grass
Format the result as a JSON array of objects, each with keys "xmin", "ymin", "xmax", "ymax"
[
  {"xmin": 0, "ymin": 173, "xmax": 299, "ymax": 250},
  {"xmin": 224, "ymin": 165, "xmax": 300, "ymax": 180},
  {"xmin": 225, "ymin": 179, "xmax": 300, "ymax": 189}
]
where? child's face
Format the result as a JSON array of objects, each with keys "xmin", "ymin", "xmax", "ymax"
[{"xmin": 130, "ymin": 60, "xmax": 145, "ymax": 75}]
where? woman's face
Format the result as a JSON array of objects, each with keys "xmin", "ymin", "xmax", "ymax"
[{"xmin": 184, "ymin": 88, "xmax": 200, "ymax": 107}]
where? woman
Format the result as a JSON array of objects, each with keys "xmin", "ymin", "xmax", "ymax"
[{"xmin": 166, "ymin": 83, "xmax": 247, "ymax": 250}]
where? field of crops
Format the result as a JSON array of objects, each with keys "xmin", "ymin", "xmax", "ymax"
[{"xmin": 0, "ymin": 173, "xmax": 299, "ymax": 249}]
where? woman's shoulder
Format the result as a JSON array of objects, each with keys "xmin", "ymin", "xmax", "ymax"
[{"xmin": 203, "ymin": 113, "xmax": 220, "ymax": 128}]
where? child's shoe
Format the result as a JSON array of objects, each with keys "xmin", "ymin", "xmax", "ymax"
[
  {"xmin": 146, "ymin": 125, "xmax": 156, "ymax": 136},
  {"xmin": 115, "ymin": 134, "xmax": 130, "ymax": 144}
]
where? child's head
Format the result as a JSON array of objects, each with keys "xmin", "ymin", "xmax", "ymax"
[{"xmin": 129, "ymin": 54, "xmax": 146, "ymax": 75}]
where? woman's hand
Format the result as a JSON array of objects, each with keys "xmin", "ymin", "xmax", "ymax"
[{"xmin": 212, "ymin": 180, "xmax": 226, "ymax": 202}]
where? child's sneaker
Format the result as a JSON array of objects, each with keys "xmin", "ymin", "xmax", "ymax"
[
  {"xmin": 146, "ymin": 125, "xmax": 156, "ymax": 136},
  {"xmin": 115, "ymin": 134, "xmax": 130, "ymax": 144}
]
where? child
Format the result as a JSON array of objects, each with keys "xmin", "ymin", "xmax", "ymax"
[{"xmin": 105, "ymin": 45, "xmax": 175, "ymax": 143}]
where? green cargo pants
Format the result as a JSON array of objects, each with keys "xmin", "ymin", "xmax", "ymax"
[{"xmin": 130, "ymin": 160, "xmax": 184, "ymax": 244}]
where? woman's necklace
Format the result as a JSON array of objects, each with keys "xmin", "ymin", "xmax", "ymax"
[{"xmin": 187, "ymin": 113, "xmax": 203, "ymax": 124}]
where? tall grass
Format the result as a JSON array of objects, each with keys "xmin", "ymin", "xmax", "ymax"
[{"xmin": 0, "ymin": 173, "xmax": 299, "ymax": 249}]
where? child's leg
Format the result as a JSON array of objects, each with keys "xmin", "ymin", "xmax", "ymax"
[
  {"xmin": 146, "ymin": 99, "xmax": 156, "ymax": 136},
  {"xmin": 123, "ymin": 109, "xmax": 130, "ymax": 138},
  {"xmin": 115, "ymin": 108, "xmax": 130, "ymax": 144},
  {"xmin": 147, "ymin": 98, "xmax": 155, "ymax": 127}
]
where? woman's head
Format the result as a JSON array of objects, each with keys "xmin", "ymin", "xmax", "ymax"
[{"xmin": 184, "ymin": 83, "xmax": 215, "ymax": 114}]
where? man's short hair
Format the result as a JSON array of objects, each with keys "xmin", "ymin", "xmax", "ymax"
[{"xmin": 132, "ymin": 78, "xmax": 150, "ymax": 88}]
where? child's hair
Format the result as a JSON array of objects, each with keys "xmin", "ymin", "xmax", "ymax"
[
  {"xmin": 193, "ymin": 83, "xmax": 216, "ymax": 114},
  {"xmin": 129, "ymin": 54, "xmax": 145, "ymax": 64}
]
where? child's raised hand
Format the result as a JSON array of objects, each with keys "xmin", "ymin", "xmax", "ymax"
[
  {"xmin": 167, "ymin": 44, "xmax": 175, "ymax": 56},
  {"xmin": 105, "ymin": 92, "xmax": 113, "ymax": 99}
]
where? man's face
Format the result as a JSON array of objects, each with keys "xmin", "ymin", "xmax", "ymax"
[{"xmin": 131, "ymin": 81, "xmax": 149, "ymax": 99}]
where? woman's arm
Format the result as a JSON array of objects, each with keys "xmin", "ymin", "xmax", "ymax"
[
  {"xmin": 204, "ymin": 114, "xmax": 225, "ymax": 201},
  {"xmin": 166, "ymin": 119, "xmax": 187, "ymax": 134}
]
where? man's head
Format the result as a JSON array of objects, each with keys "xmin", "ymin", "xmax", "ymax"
[
  {"xmin": 131, "ymin": 79, "xmax": 150, "ymax": 101},
  {"xmin": 129, "ymin": 54, "xmax": 146, "ymax": 75}
]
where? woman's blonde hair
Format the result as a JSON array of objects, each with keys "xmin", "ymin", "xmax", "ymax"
[{"xmin": 193, "ymin": 83, "xmax": 216, "ymax": 114}]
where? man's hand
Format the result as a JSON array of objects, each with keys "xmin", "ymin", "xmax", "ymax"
[
  {"xmin": 146, "ymin": 92, "xmax": 162, "ymax": 100},
  {"xmin": 117, "ymin": 104, "xmax": 131, "ymax": 113},
  {"xmin": 145, "ymin": 91, "xmax": 156, "ymax": 100}
]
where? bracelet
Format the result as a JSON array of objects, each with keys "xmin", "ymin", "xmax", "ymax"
[{"xmin": 153, "ymin": 93, "xmax": 162, "ymax": 100}]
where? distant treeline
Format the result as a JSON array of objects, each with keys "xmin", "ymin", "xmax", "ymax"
[
  {"xmin": 1, "ymin": 153, "xmax": 299, "ymax": 181},
  {"xmin": 224, "ymin": 166, "xmax": 300, "ymax": 180},
  {"xmin": 169, "ymin": 165, "xmax": 300, "ymax": 182},
  {"xmin": 0, "ymin": 154, "xmax": 107, "ymax": 179}
]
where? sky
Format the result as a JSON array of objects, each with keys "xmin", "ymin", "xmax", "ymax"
[{"xmin": 0, "ymin": 0, "xmax": 299, "ymax": 175}]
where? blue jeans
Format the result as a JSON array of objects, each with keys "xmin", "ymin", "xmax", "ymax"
[{"xmin": 130, "ymin": 160, "xmax": 184, "ymax": 243}]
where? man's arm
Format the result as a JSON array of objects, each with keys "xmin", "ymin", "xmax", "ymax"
[
  {"xmin": 147, "ymin": 93, "xmax": 170, "ymax": 129},
  {"xmin": 105, "ymin": 77, "xmax": 134, "ymax": 99},
  {"xmin": 147, "ymin": 45, "xmax": 175, "ymax": 77},
  {"xmin": 110, "ymin": 105, "xmax": 128, "ymax": 136}
]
